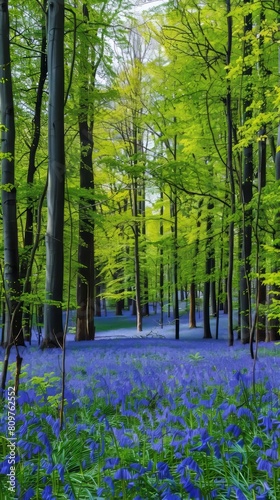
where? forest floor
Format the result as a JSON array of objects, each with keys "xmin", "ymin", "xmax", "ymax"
[{"xmin": 47, "ymin": 302, "xmax": 240, "ymax": 347}]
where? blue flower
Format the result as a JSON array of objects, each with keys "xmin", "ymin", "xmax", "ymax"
[
  {"xmin": 225, "ymin": 424, "xmax": 242, "ymax": 438},
  {"xmin": 22, "ymin": 487, "xmax": 35, "ymax": 500},
  {"xmin": 103, "ymin": 457, "xmax": 120, "ymax": 470},
  {"xmin": 252, "ymin": 436, "xmax": 264, "ymax": 448},
  {"xmin": 234, "ymin": 487, "xmax": 247, "ymax": 500},
  {"xmin": 256, "ymin": 457, "xmax": 273, "ymax": 477},
  {"xmin": 42, "ymin": 485, "xmax": 56, "ymax": 500},
  {"xmin": 157, "ymin": 461, "xmax": 173, "ymax": 480},
  {"xmin": 114, "ymin": 467, "xmax": 132, "ymax": 480},
  {"xmin": 177, "ymin": 457, "xmax": 203, "ymax": 479},
  {"xmin": 64, "ymin": 484, "xmax": 75, "ymax": 500}
]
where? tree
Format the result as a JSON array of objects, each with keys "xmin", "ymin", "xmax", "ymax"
[
  {"xmin": 76, "ymin": 2, "xmax": 96, "ymax": 341},
  {"xmin": 43, "ymin": 0, "xmax": 65, "ymax": 347},
  {"xmin": 0, "ymin": 0, "xmax": 24, "ymax": 347}
]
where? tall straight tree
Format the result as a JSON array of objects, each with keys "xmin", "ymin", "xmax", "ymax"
[
  {"xmin": 240, "ymin": 0, "xmax": 253, "ymax": 344},
  {"xmin": 43, "ymin": 0, "xmax": 65, "ymax": 347},
  {"xmin": 76, "ymin": 3, "xmax": 95, "ymax": 341},
  {"xmin": 0, "ymin": 0, "xmax": 24, "ymax": 346},
  {"xmin": 20, "ymin": 0, "xmax": 47, "ymax": 341}
]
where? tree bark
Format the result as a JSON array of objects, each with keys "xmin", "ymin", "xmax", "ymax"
[
  {"xmin": 43, "ymin": 0, "xmax": 65, "ymax": 347},
  {"xmin": 76, "ymin": 3, "xmax": 95, "ymax": 341},
  {"xmin": 0, "ymin": 0, "xmax": 24, "ymax": 346},
  {"xmin": 240, "ymin": 0, "xmax": 253, "ymax": 344},
  {"xmin": 225, "ymin": 0, "xmax": 235, "ymax": 346},
  {"xmin": 20, "ymin": 2, "xmax": 47, "ymax": 341},
  {"xmin": 203, "ymin": 201, "xmax": 213, "ymax": 339}
]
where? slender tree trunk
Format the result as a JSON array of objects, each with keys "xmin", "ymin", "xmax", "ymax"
[
  {"xmin": 189, "ymin": 200, "xmax": 202, "ymax": 328},
  {"xmin": 226, "ymin": 0, "xmax": 235, "ymax": 346},
  {"xmin": 267, "ymin": 11, "xmax": 280, "ymax": 342},
  {"xmin": 0, "ymin": 0, "xmax": 24, "ymax": 346},
  {"xmin": 172, "ymin": 194, "xmax": 180, "ymax": 339},
  {"xmin": 203, "ymin": 201, "xmax": 213, "ymax": 339},
  {"xmin": 210, "ymin": 256, "xmax": 217, "ymax": 317},
  {"xmin": 43, "ymin": 0, "xmax": 65, "ymax": 347},
  {"xmin": 240, "ymin": 0, "xmax": 253, "ymax": 344},
  {"xmin": 189, "ymin": 282, "xmax": 196, "ymax": 328},
  {"xmin": 132, "ymin": 176, "xmax": 142, "ymax": 331},
  {"xmin": 20, "ymin": 2, "xmax": 47, "ymax": 341},
  {"xmin": 159, "ymin": 191, "xmax": 164, "ymax": 328},
  {"xmin": 139, "ymin": 176, "xmax": 149, "ymax": 316},
  {"xmin": 76, "ymin": 4, "xmax": 95, "ymax": 341}
]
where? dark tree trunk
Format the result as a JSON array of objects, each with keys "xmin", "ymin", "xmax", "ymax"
[
  {"xmin": 189, "ymin": 282, "xmax": 196, "ymax": 328},
  {"xmin": 132, "ymin": 176, "xmax": 142, "ymax": 331},
  {"xmin": 173, "ymin": 195, "xmax": 179, "ymax": 340},
  {"xmin": 0, "ymin": 0, "xmax": 24, "ymax": 346},
  {"xmin": 210, "ymin": 258, "xmax": 217, "ymax": 317},
  {"xmin": 43, "ymin": 0, "xmax": 65, "ymax": 347},
  {"xmin": 75, "ymin": 4, "xmax": 95, "ymax": 341},
  {"xmin": 116, "ymin": 300, "xmax": 123, "ymax": 316},
  {"xmin": 240, "ymin": 0, "xmax": 253, "ymax": 344},
  {"xmin": 225, "ymin": 0, "xmax": 235, "ymax": 346},
  {"xmin": 159, "ymin": 190, "xmax": 164, "ymax": 328},
  {"xmin": 189, "ymin": 200, "xmax": 202, "ymax": 328},
  {"xmin": 203, "ymin": 202, "xmax": 213, "ymax": 339}
]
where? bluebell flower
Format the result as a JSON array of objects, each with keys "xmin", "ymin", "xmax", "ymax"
[
  {"xmin": 234, "ymin": 487, "xmax": 247, "ymax": 500},
  {"xmin": 54, "ymin": 463, "xmax": 64, "ymax": 482},
  {"xmin": 64, "ymin": 484, "xmax": 75, "ymax": 500},
  {"xmin": 22, "ymin": 487, "xmax": 35, "ymax": 500},
  {"xmin": 252, "ymin": 436, "xmax": 264, "ymax": 448},
  {"xmin": 103, "ymin": 457, "xmax": 120, "ymax": 470},
  {"xmin": 157, "ymin": 461, "xmax": 173, "ymax": 480},
  {"xmin": 180, "ymin": 475, "xmax": 202, "ymax": 499},
  {"xmin": 46, "ymin": 415, "xmax": 60, "ymax": 438},
  {"xmin": 256, "ymin": 457, "xmax": 273, "ymax": 477},
  {"xmin": 42, "ymin": 485, "xmax": 56, "ymax": 500},
  {"xmin": 225, "ymin": 424, "xmax": 242, "ymax": 438},
  {"xmin": 114, "ymin": 467, "xmax": 132, "ymax": 480},
  {"xmin": 265, "ymin": 448, "xmax": 278, "ymax": 460},
  {"xmin": 177, "ymin": 457, "xmax": 203, "ymax": 479}
]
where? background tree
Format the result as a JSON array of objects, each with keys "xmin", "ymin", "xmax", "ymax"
[
  {"xmin": 0, "ymin": 0, "xmax": 24, "ymax": 347},
  {"xmin": 43, "ymin": 0, "xmax": 65, "ymax": 347}
]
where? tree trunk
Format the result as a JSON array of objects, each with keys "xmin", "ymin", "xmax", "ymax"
[
  {"xmin": 203, "ymin": 201, "xmax": 213, "ymax": 339},
  {"xmin": 75, "ymin": 4, "xmax": 95, "ymax": 341},
  {"xmin": 0, "ymin": 0, "xmax": 24, "ymax": 346},
  {"xmin": 240, "ymin": 0, "xmax": 253, "ymax": 344},
  {"xmin": 20, "ymin": 2, "xmax": 47, "ymax": 341},
  {"xmin": 189, "ymin": 282, "xmax": 196, "ymax": 328},
  {"xmin": 159, "ymin": 191, "xmax": 164, "ymax": 328},
  {"xmin": 132, "ymin": 177, "xmax": 142, "ymax": 331},
  {"xmin": 43, "ymin": 0, "xmax": 65, "ymax": 347},
  {"xmin": 225, "ymin": 0, "xmax": 235, "ymax": 346}
]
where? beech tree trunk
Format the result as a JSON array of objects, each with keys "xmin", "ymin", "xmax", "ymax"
[
  {"xmin": 43, "ymin": 0, "xmax": 65, "ymax": 347},
  {"xmin": 76, "ymin": 3, "xmax": 95, "ymax": 341},
  {"xmin": 240, "ymin": 0, "xmax": 253, "ymax": 344},
  {"xmin": 159, "ymin": 191, "xmax": 164, "ymax": 328},
  {"xmin": 203, "ymin": 201, "xmax": 213, "ymax": 339},
  {"xmin": 0, "ymin": 0, "xmax": 24, "ymax": 346},
  {"xmin": 225, "ymin": 0, "xmax": 235, "ymax": 346},
  {"xmin": 20, "ymin": 2, "xmax": 47, "ymax": 341}
]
